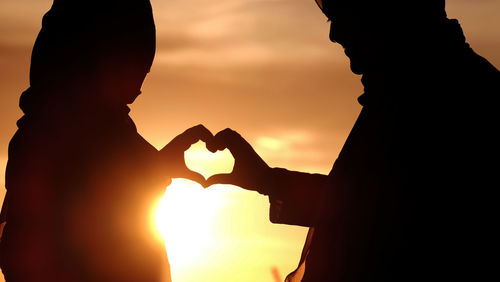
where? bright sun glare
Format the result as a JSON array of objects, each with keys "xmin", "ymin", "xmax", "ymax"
[
  {"xmin": 154, "ymin": 141, "xmax": 234, "ymax": 268},
  {"xmin": 152, "ymin": 141, "xmax": 306, "ymax": 282},
  {"xmin": 155, "ymin": 179, "xmax": 222, "ymax": 267}
]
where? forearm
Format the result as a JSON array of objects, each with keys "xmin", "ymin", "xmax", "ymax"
[{"xmin": 261, "ymin": 167, "xmax": 329, "ymax": 227}]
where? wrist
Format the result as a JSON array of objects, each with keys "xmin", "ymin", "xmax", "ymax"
[{"xmin": 256, "ymin": 167, "xmax": 284, "ymax": 196}]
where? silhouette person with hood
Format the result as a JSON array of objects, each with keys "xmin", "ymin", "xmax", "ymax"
[
  {"xmin": 205, "ymin": 0, "xmax": 499, "ymax": 281},
  {"xmin": 0, "ymin": 0, "xmax": 211, "ymax": 281}
]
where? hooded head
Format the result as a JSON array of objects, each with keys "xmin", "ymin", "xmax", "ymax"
[
  {"xmin": 314, "ymin": 0, "xmax": 447, "ymax": 74},
  {"xmin": 27, "ymin": 0, "xmax": 156, "ymax": 110}
]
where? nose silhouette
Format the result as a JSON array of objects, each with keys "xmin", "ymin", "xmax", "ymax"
[
  {"xmin": 329, "ymin": 21, "xmax": 350, "ymax": 46},
  {"xmin": 329, "ymin": 22, "xmax": 338, "ymax": 43}
]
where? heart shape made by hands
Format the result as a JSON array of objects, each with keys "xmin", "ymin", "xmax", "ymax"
[{"xmin": 184, "ymin": 141, "xmax": 235, "ymax": 180}]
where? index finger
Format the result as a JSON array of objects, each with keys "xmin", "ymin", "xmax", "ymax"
[
  {"xmin": 183, "ymin": 124, "xmax": 213, "ymax": 144},
  {"xmin": 207, "ymin": 128, "xmax": 255, "ymax": 160},
  {"xmin": 170, "ymin": 124, "xmax": 213, "ymax": 151}
]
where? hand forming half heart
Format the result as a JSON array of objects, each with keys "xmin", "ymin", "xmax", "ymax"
[
  {"xmin": 159, "ymin": 124, "xmax": 214, "ymax": 186},
  {"xmin": 203, "ymin": 128, "xmax": 272, "ymax": 194}
]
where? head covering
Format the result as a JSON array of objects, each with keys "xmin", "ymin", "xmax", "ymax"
[
  {"xmin": 314, "ymin": 0, "xmax": 446, "ymax": 22},
  {"xmin": 312, "ymin": 0, "xmax": 451, "ymax": 72},
  {"xmin": 21, "ymin": 0, "xmax": 156, "ymax": 115}
]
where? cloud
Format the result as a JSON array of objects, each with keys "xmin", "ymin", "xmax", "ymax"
[
  {"xmin": 152, "ymin": 0, "xmax": 338, "ymax": 68},
  {"xmin": 252, "ymin": 129, "xmax": 338, "ymax": 173}
]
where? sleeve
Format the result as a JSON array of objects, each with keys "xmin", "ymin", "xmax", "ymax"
[{"xmin": 263, "ymin": 167, "xmax": 329, "ymax": 227}]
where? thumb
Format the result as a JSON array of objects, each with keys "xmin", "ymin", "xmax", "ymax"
[{"xmin": 204, "ymin": 173, "xmax": 236, "ymax": 188}]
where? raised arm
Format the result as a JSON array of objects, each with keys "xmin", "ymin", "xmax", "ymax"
[{"xmin": 205, "ymin": 128, "xmax": 329, "ymax": 227}]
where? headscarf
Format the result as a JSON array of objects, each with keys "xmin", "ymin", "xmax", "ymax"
[{"xmin": 20, "ymin": 0, "xmax": 156, "ymax": 116}]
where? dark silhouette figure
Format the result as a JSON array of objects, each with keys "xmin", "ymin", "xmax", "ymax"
[
  {"xmin": 205, "ymin": 0, "xmax": 499, "ymax": 281},
  {"xmin": 0, "ymin": 0, "xmax": 211, "ymax": 281}
]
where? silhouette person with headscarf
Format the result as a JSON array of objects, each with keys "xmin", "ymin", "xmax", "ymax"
[
  {"xmin": 0, "ymin": 1, "xmax": 211, "ymax": 281},
  {"xmin": 205, "ymin": 0, "xmax": 499, "ymax": 281}
]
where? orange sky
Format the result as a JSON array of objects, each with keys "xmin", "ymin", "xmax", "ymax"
[{"xmin": 1, "ymin": 1, "xmax": 499, "ymax": 281}]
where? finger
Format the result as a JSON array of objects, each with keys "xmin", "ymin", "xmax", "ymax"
[
  {"xmin": 206, "ymin": 128, "xmax": 239, "ymax": 151},
  {"xmin": 204, "ymin": 173, "xmax": 236, "ymax": 188},
  {"xmin": 207, "ymin": 128, "xmax": 256, "ymax": 160},
  {"xmin": 169, "ymin": 124, "xmax": 213, "ymax": 151},
  {"xmin": 206, "ymin": 128, "xmax": 233, "ymax": 152},
  {"xmin": 186, "ymin": 124, "xmax": 213, "ymax": 144}
]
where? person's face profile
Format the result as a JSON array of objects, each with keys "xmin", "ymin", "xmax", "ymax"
[
  {"xmin": 327, "ymin": 15, "xmax": 375, "ymax": 74},
  {"xmin": 319, "ymin": 2, "xmax": 382, "ymax": 75}
]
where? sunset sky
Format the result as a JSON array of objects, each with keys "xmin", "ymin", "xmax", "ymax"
[{"xmin": 1, "ymin": 0, "xmax": 499, "ymax": 281}]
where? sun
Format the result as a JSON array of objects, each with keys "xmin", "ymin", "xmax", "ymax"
[
  {"xmin": 155, "ymin": 178, "xmax": 224, "ymax": 268},
  {"xmin": 153, "ymin": 141, "xmax": 234, "ymax": 275}
]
